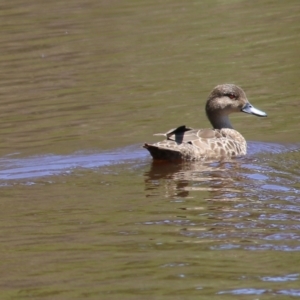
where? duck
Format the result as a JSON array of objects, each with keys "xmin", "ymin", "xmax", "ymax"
[{"xmin": 143, "ymin": 84, "xmax": 267, "ymax": 161}]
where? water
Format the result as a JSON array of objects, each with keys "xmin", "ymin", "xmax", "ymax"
[{"xmin": 0, "ymin": 0, "xmax": 300, "ymax": 299}]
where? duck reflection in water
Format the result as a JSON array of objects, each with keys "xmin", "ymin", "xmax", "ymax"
[{"xmin": 144, "ymin": 158, "xmax": 247, "ymax": 200}]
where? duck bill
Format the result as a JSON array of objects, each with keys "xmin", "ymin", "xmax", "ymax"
[{"xmin": 242, "ymin": 102, "xmax": 267, "ymax": 117}]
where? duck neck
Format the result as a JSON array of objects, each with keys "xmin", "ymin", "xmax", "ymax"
[{"xmin": 207, "ymin": 113, "xmax": 233, "ymax": 130}]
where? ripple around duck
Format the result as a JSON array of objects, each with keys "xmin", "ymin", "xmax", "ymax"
[
  {"xmin": 0, "ymin": 141, "xmax": 298, "ymax": 184},
  {"xmin": 142, "ymin": 141, "xmax": 300, "ymax": 252}
]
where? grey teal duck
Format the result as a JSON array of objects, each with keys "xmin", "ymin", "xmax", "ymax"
[{"xmin": 143, "ymin": 84, "xmax": 267, "ymax": 161}]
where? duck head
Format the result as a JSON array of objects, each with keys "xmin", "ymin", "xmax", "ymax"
[{"xmin": 205, "ymin": 84, "xmax": 267, "ymax": 129}]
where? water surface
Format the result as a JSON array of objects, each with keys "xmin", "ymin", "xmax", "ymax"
[{"xmin": 0, "ymin": 0, "xmax": 300, "ymax": 299}]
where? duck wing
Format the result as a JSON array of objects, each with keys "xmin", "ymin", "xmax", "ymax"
[{"xmin": 144, "ymin": 125, "xmax": 224, "ymax": 160}]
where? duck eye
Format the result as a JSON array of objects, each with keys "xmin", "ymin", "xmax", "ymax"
[{"xmin": 226, "ymin": 93, "xmax": 236, "ymax": 100}]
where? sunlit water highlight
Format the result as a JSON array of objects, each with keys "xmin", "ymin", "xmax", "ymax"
[{"xmin": 0, "ymin": 145, "xmax": 146, "ymax": 181}]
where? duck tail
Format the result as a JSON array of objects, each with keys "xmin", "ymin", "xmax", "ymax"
[{"xmin": 143, "ymin": 143, "xmax": 183, "ymax": 161}]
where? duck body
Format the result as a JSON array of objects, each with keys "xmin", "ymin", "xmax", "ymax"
[
  {"xmin": 144, "ymin": 125, "xmax": 246, "ymax": 161},
  {"xmin": 144, "ymin": 84, "xmax": 267, "ymax": 161}
]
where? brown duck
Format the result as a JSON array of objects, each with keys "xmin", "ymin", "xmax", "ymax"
[{"xmin": 143, "ymin": 84, "xmax": 267, "ymax": 161}]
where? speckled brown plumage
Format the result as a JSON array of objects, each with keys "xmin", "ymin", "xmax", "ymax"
[{"xmin": 144, "ymin": 84, "xmax": 267, "ymax": 161}]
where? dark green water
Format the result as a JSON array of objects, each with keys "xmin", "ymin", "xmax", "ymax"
[{"xmin": 0, "ymin": 0, "xmax": 300, "ymax": 299}]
